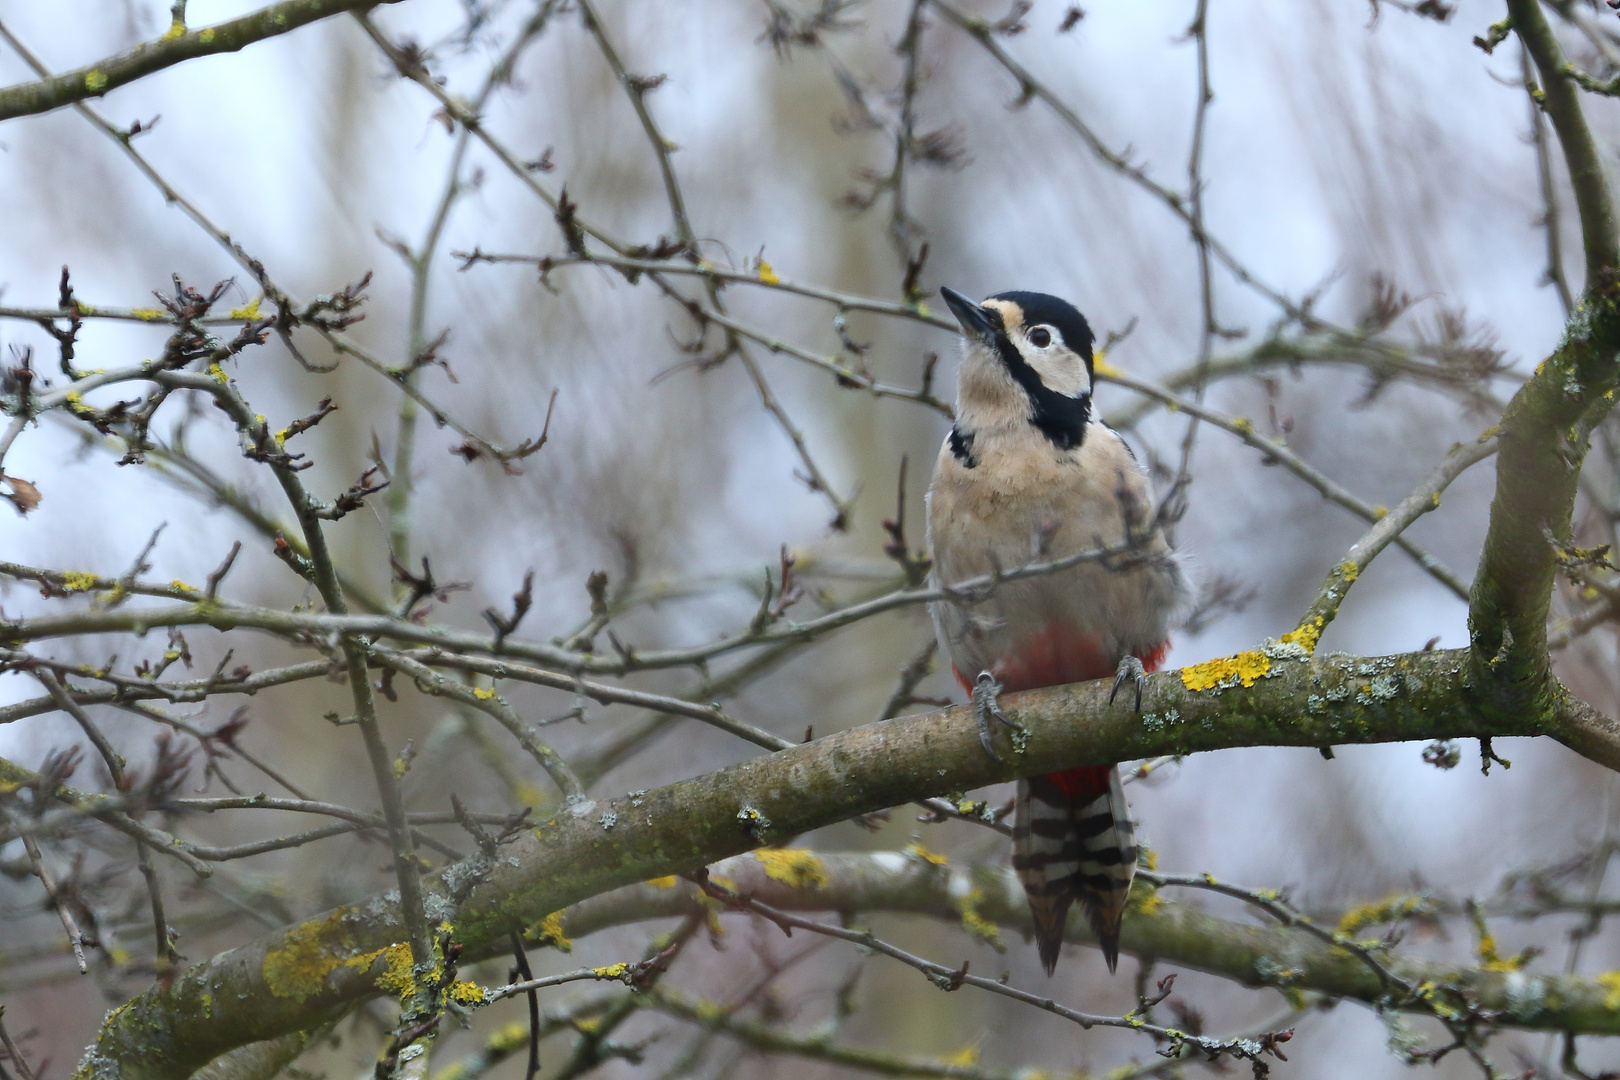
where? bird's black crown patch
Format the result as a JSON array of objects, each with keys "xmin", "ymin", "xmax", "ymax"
[
  {"xmin": 990, "ymin": 291, "xmax": 1096, "ymax": 360},
  {"xmin": 988, "ymin": 290, "xmax": 1095, "ymax": 450}
]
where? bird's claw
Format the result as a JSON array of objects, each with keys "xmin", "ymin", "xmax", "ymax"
[
  {"xmin": 972, "ymin": 671, "xmax": 1022, "ymax": 762},
  {"xmin": 1110, "ymin": 654, "xmax": 1147, "ymax": 712}
]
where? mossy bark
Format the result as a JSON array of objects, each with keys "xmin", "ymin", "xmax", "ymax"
[
  {"xmin": 76, "ymin": 648, "xmax": 1620, "ymax": 1078},
  {"xmin": 1466, "ymin": 0, "xmax": 1620, "ymax": 727},
  {"xmin": 572, "ymin": 853, "xmax": 1620, "ymax": 1036},
  {"xmin": 1468, "ymin": 283, "xmax": 1620, "ymax": 727}
]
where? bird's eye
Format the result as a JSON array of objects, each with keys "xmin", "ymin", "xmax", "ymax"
[{"xmin": 1028, "ymin": 327, "xmax": 1052, "ymax": 348}]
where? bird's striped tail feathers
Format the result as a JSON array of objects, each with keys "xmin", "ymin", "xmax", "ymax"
[
  {"xmin": 949, "ymin": 637, "xmax": 1167, "ymax": 974},
  {"xmin": 1014, "ymin": 764, "xmax": 1137, "ymax": 974}
]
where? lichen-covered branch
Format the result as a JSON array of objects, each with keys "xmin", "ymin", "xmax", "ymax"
[
  {"xmin": 1465, "ymin": 1, "xmax": 1620, "ymax": 734},
  {"xmin": 1467, "ymin": 269, "xmax": 1620, "ymax": 726},
  {"xmin": 0, "ymin": 0, "xmax": 407, "ymax": 123},
  {"xmin": 73, "ymin": 646, "xmax": 1620, "ymax": 1078},
  {"xmin": 570, "ymin": 853, "xmax": 1620, "ymax": 1037}
]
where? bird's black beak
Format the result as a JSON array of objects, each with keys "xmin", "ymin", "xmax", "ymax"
[{"xmin": 941, "ymin": 286, "xmax": 999, "ymax": 342}]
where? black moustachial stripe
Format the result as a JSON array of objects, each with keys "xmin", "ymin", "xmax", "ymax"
[
  {"xmin": 985, "ymin": 291, "xmax": 1096, "ymax": 451},
  {"xmin": 948, "ymin": 425, "xmax": 978, "ymax": 468}
]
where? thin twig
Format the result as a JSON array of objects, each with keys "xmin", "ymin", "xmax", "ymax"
[
  {"xmin": 1106, "ymin": 370, "xmax": 1470, "ymax": 600},
  {"xmin": 1170, "ymin": 0, "xmax": 1218, "ymax": 535},
  {"xmin": 5, "ymin": 806, "xmax": 89, "ymax": 974},
  {"xmin": 693, "ymin": 874, "xmax": 1290, "ymax": 1068},
  {"xmin": 1523, "ymin": 44, "xmax": 1575, "ymax": 315}
]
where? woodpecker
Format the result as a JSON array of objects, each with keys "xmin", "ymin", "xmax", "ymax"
[{"xmin": 925, "ymin": 286, "xmax": 1187, "ymax": 976}]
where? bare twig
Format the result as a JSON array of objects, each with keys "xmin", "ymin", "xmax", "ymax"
[{"xmin": 5, "ymin": 805, "xmax": 89, "ymax": 974}]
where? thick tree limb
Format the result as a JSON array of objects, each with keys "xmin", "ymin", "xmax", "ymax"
[
  {"xmin": 137, "ymin": 841, "xmax": 1620, "ymax": 1079},
  {"xmin": 570, "ymin": 853, "xmax": 1620, "ymax": 1037},
  {"xmin": 0, "ymin": 0, "xmax": 407, "ymax": 124},
  {"xmin": 1467, "ymin": 274, "xmax": 1620, "ymax": 723},
  {"xmin": 1470, "ymin": 2, "xmax": 1620, "ymax": 725},
  {"xmin": 186, "ymin": 1032, "xmax": 312, "ymax": 1080},
  {"xmin": 1550, "ymin": 690, "xmax": 1620, "ymax": 770},
  {"xmin": 73, "ymin": 647, "xmax": 1620, "ymax": 1078}
]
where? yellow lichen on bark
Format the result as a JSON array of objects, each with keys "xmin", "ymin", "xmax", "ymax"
[
  {"xmin": 61, "ymin": 571, "xmax": 101, "ymax": 592},
  {"xmin": 1599, "ymin": 971, "xmax": 1620, "ymax": 1009},
  {"xmin": 1127, "ymin": 878, "xmax": 1162, "ymax": 916},
  {"xmin": 447, "ymin": 979, "xmax": 486, "ymax": 1005},
  {"xmin": 753, "ymin": 848, "xmax": 828, "ymax": 889},
  {"xmin": 1335, "ymin": 893, "xmax": 1429, "ymax": 935},
  {"xmin": 535, "ymin": 910, "xmax": 572, "ymax": 951},
  {"xmin": 350, "ymin": 943, "xmax": 417, "ymax": 998},
  {"xmin": 1279, "ymin": 616, "xmax": 1326, "ymax": 656},
  {"xmin": 904, "ymin": 841, "xmax": 948, "ymax": 866},
  {"xmin": 1180, "ymin": 651, "xmax": 1270, "ymax": 691},
  {"xmin": 261, "ymin": 909, "xmax": 441, "ymax": 1005},
  {"xmin": 261, "ymin": 909, "xmax": 359, "ymax": 1003},
  {"xmin": 954, "ymin": 886, "xmax": 1004, "ymax": 950}
]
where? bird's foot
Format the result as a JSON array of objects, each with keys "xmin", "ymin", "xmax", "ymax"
[
  {"xmin": 972, "ymin": 671, "xmax": 1022, "ymax": 762},
  {"xmin": 1110, "ymin": 654, "xmax": 1147, "ymax": 712}
]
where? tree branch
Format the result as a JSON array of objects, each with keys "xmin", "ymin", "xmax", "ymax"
[
  {"xmin": 75, "ymin": 647, "xmax": 1620, "ymax": 1078},
  {"xmin": 1511, "ymin": 0, "xmax": 1620, "ymax": 284},
  {"xmin": 0, "ymin": 0, "xmax": 406, "ymax": 124},
  {"xmin": 1469, "ymin": 0, "xmax": 1620, "ymax": 733},
  {"xmin": 575, "ymin": 853, "xmax": 1620, "ymax": 1037}
]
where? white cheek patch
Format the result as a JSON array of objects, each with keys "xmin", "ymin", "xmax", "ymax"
[{"xmin": 1024, "ymin": 347, "xmax": 1091, "ymax": 398}]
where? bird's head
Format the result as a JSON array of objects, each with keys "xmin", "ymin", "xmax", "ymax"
[{"xmin": 940, "ymin": 286, "xmax": 1096, "ymax": 450}]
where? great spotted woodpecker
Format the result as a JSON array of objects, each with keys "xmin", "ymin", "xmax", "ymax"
[{"xmin": 926, "ymin": 286, "xmax": 1188, "ymax": 975}]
